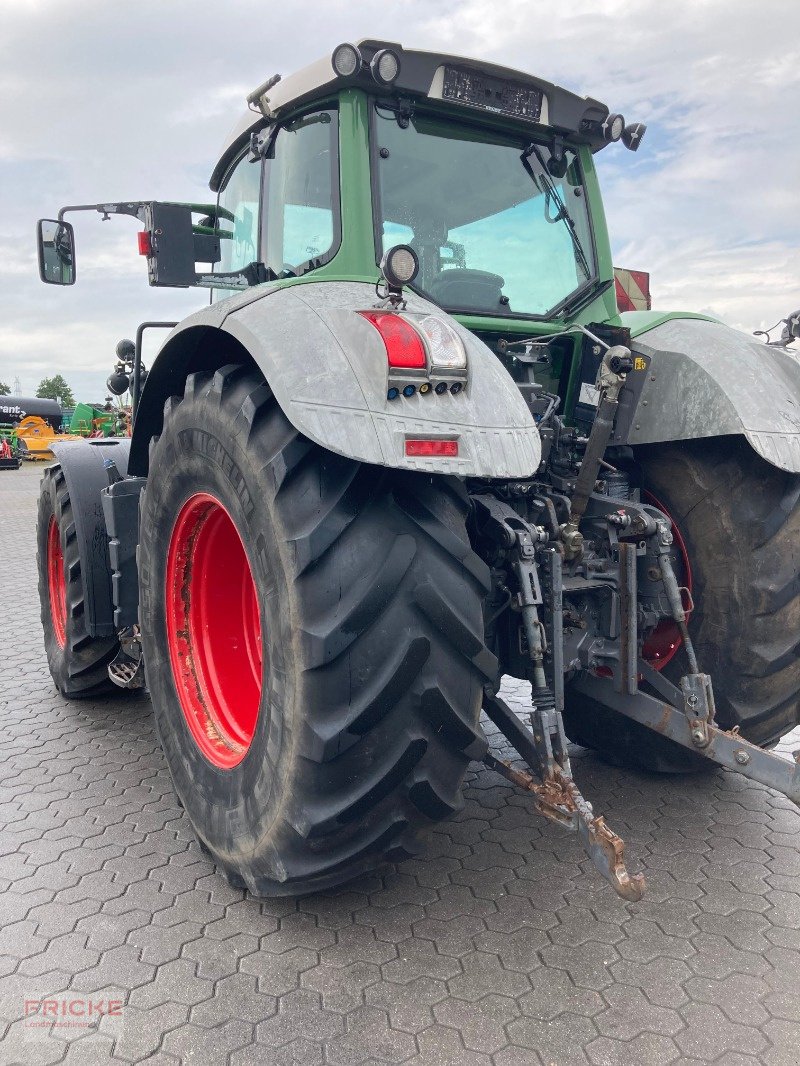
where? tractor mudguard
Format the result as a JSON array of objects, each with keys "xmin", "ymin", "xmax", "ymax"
[
  {"xmin": 48, "ymin": 437, "xmax": 131, "ymax": 638},
  {"xmin": 614, "ymin": 316, "xmax": 800, "ymax": 472},
  {"xmin": 128, "ymin": 280, "xmax": 540, "ymax": 479}
]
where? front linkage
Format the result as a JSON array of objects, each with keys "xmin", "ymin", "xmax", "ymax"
[{"xmin": 470, "ymin": 339, "xmax": 800, "ymax": 901}]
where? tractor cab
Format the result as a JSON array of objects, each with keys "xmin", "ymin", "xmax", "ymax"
[
  {"xmin": 37, "ymin": 41, "xmax": 644, "ymax": 318},
  {"xmin": 37, "ymin": 41, "xmax": 647, "ymax": 426}
]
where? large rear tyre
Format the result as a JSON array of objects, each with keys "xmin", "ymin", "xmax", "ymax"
[
  {"xmin": 564, "ymin": 438, "xmax": 800, "ymax": 772},
  {"xmin": 37, "ymin": 465, "xmax": 122, "ymax": 699},
  {"xmin": 138, "ymin": 365, "xmax": 494, "ymax": 896}
]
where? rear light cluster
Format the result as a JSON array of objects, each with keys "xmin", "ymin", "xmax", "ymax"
[{"xmin": 357, "ymin": 311, "xmax": 468, "ymax": 401}]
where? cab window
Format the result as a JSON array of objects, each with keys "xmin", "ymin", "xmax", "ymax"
[
  {"xmin": 216, "ymin": 152, "xmax": 262, "ymax": 278},
  {"xmin": 263, "ymin": 108, "xmax": 340, "ymax": 277}
]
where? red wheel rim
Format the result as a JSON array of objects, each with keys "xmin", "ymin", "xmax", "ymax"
[
  {"xmin": 47, "ymin": 515, "xmax": 67, "ymax": 648},
  {"xmin": 641, "ymin": 490, "xmax": 693, "ymax": 671},
  {"xmin": 165, "ymin": 493, "xmax": 263, "ymax": 769}
]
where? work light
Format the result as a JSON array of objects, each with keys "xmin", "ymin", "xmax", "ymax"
[
  {"xmin": 380, "ymin": 245, "xmax": 419, "ymax": 289},
  {"xmin": 602, "ymin": 113, "xmax": 625, "ymax": 142},
  {"xmin": 622, "ymin": 122, "xmax": 647, "ymax": 151},
  {"xmin": 370, "ymin": 49, "xmax": 400, "ymax": 85},
  {"xmin": 331, "ymin": 43, "xmax": 362, "ymax": 78}
]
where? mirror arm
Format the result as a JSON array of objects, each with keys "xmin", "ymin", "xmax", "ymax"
[{"xmin": 57, "ymin": 203, "xmax": 148, "ymax": 223}]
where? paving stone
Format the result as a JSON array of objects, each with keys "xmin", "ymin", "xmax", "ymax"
[
  {"xmin": 300, "ymin": 961, "xmax": 381, "ymax": 1013},
  {"xmin": 161, "ymin": 1019, "xmax": 253, "ymax": 1061},
  {"xmin": 675, "ymin": 1002, "xmax": 768, "ymax": 1059},
  {"xmin": 517, "ymin": 967, "xmax": 604, "ymax": 1021},
  {"xmin": 189, "ymin": 972, "xmax": 276, "ymax": 1027},
  {"xmin": 180, "ymin": 932, "xmax": 259, "ymax": 980},
  {"xmin": 433, "ymin": 993, "xmax": 520, "ymax": 1053},
  {"xmin": 594, "ymin": 984, "xmax": 684, "ymax": 1040},
  {"xmin": 325, "ymin": 1005, "xmax": 417, "ymax": 1064},
  {"xmin": 364, "ymin": 975, "xmax": 448, "ymax": 1034},
  {"xmin": 585, "ymin": 1031, "xmax": 682, "ymax": 1065}
]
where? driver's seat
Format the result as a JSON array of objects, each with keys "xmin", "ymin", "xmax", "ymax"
[{"xmin": 426, "ymin": 269, "xmax": 509, "ymax": 312}]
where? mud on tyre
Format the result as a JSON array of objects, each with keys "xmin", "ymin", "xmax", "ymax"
[{"xmin": 138, "ymin": 365, "xmax": 495, "ymax": 896}]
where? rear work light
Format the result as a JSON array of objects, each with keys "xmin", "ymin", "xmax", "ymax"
[
  {"xmin": 405, "ymin": 439, "xmax": 459, "ymax": 457},
  {"xmin": 358, "ymin": 311, "xmax": 426, "ymax": 369}
]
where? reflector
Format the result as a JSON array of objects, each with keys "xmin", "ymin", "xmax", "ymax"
[{"xmin": 405, "ymin": 439, "xmax": 459, "ymax": 457}]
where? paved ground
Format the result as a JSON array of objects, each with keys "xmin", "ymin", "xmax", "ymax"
[{"xmin": 1, "ymin": 462, "xmax": 799, "ymax": 1066}]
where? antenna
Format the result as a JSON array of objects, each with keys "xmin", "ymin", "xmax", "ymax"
[{"xmin": 12, "ymin": 376, "xmax": 21, "ymax": 396}]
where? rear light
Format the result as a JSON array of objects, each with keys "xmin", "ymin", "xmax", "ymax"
[
  {"xmin": 416, "ymin": 315, "xmax": 467, "ymax": 370},
  {"xmin": 138, "ymin": 231, "xmax": 152, "ymax": 256},
  {"xmin": 405, "ymin": 439, "xmax": 459, "ymax": 457},
  {"xmin": 358, "ymin": 311, "xmax": 426, "ymax": 369}
]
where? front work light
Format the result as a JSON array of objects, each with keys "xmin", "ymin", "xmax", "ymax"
[
  {"xmin": 370, "ymin": 48, "xmax": 400, "ymax": 85},
  {"xmin": 622, "ymin": 122, "xmax": 647, "ymax": 151},
  {"xmin": 331, "ymin": 43, "xmax": 362, "ymax": 77},
  {"xmin": 380, "ymin": 244, "xmax": 419, "ymax": 289}
]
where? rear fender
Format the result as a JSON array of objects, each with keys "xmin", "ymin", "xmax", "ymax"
[
  {"xmin": 129, "ymin": 280, "xmax": 540, "ymax": 479},
  {"xmin": 613, "ymin": 317, "xmax": 800, "ymax": 472},
  {"xmin": 49, "ymin": 438, "xmax": 131, "ymax": 637}
]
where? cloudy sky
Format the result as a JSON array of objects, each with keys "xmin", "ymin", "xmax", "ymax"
[{"xmin": 0, "ymin": 0, "xmax": 797, "ymax": 400}]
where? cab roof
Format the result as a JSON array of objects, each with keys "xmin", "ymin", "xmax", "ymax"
[{"xmin": 210, "ymin": 39, "xmax": 611, "ymax": 191}]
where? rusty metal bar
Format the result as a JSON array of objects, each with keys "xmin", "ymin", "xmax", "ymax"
[{"xmin": 572, "ymin": 674, "xmax": 800, "ymax": 805}]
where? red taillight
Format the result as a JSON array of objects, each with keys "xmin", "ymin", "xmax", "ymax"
[
  {"xmin": 138, "ymin": 231, "xmax": 152, "ymax": 256},
  {"xmin": 405, "ymin": 439, "xmax": 459, "ymax": 457},
  {"xmin": 358, "ymin": 311, "xmax": 427, "ymax": 369}
]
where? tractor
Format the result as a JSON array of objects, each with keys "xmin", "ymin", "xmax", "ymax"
[{"xmin": 35, "ymin": 40, "xmax": 800, "ymax": 899}]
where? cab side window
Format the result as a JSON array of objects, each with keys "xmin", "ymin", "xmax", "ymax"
[
  {"xmin": 263, "ymin": 109, "xmax": 340, "ymax": 277},
  {"xmin": 216, "ymin": 153, "xmax": 262, "ymax": 278}
]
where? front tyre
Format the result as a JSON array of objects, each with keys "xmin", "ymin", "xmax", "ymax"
[
  {"xmin": 139, "ymin": 366, "xmax": 494, "ymax": 896},
  {"xmin": 37, "ymin": 464, "xmax": 122, "ymax": 699}
]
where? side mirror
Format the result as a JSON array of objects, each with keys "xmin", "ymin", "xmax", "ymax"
[{"xmin": 37, "ymin": 219, "xmax": 76, "ymax": 285}]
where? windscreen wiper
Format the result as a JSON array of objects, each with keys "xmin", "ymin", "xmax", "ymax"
[
  {"xmin": 550, "ymin": 277, "xmax": 614, "ymax": 321},
  {"xmin": 520, "ymin": 143, "xmax": 592, "ymax": 283}
]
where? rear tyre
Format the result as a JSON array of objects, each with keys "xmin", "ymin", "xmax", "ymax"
[
  {"xmin": 564, "ymin": 437, "xmax": 800, "ymax": 772},
  {"xmin": 138, "ymin": 365, "xmax": 495, "ymax": 896},
  {"xmin": 37, "ymin": 465, "xmax": 122, "ymax": 699}
]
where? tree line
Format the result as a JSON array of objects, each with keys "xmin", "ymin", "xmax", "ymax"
[{"xmin": 0, "ymin": 375, "xmax": 76, "ymax": 407}]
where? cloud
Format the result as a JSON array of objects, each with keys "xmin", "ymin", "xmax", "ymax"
[{"xmin": 0, "ymin": 0, "xmax": 797, "ymax": 398}]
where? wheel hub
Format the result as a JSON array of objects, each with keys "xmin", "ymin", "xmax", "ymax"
[
  {"xmin": 165, "ymin": 493, "xmax": 263, "ymax": 769},
  {"xmin": 47, "ymin": 515, "xmax": 67, "ymax": 648},
  {"xmin": 642, "ymin": 490, "xmax": 693, "ymax": 671}
]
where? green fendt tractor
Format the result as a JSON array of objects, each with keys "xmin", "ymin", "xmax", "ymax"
[{"xmin": 35, "ymin": 41, "xmax": 800, "ymax": 900}]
